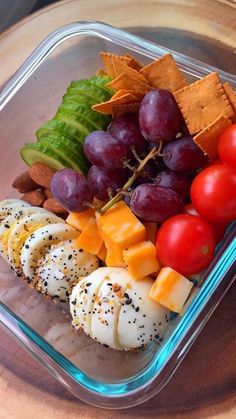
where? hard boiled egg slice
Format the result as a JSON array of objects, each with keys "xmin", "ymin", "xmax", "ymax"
[
  {"xmin": 90, "ymin": 268, "xmax": 132, "ymax": 350},
  {"xmin": 0, "ymin": 206, "xmax": 52, "ymax": 263},
  {"xmin": 8, "ymin": 212, "xmax": 62, "ymax": 274},
  {"xmin": 0, "ymin": 199, "xmax": 30, "ymax": 222},
  {"xmin": 70, "ymin": 267, "xmax": 115, "ymax": 336},
  {"xmin": 36, "ymin": 239, "xmax": 99, "ymax": 302},
  {"xmin": 117, "ymin": 277, "xmax": 170, "ymax": 350},
  {"xmin": 21, "ymin": 223, "xmax": 78, "ymax": 282}
]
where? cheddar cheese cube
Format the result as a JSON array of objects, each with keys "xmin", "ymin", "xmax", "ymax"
[
  {"xmin": 149, "ymin": 267, "xmax": 193, "ymax": 313},
  {"xmin": 96, "ymin": 201, "xmax": 146, "ymax": 255},
  {"xmin": 75, "ymin": 219, "xmax": 103, "ymax": 255},
  {"xmin": 66, "ymin": 209, "xmax": 95, "ymax": 231},
  {"xmin": 105, "ymin": 249, "xmax": 126, "ymax": 268},
  {"xmin": 97, "ymin": 243, "xmax": 107, "ymax": 261},
  {"xmin": 123, "ymin": 240, "xmax": 161, "ymax": 279}
]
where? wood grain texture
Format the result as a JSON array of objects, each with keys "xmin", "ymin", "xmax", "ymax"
[{"xmin": 0, "ymin": 0, "xmax": 236, "ymax": 417}]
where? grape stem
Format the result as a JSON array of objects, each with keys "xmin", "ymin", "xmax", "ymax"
[{"xmin": 99, "ymin": 142, "xmax": 162, "ymax": 214}]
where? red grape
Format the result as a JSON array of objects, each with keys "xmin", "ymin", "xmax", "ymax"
[
  {"xmin": 83, "ymin": 130, "xmax": 127, "ymax": 171},
  {"xmin": 154, "ymin": 170, "xmax": 191, "ymax": 202},
  {"xmin": 163, "ymin": 135, "xmax": 208, "ymax": 172},
  {"xmin": 51, "ymin": 168, "xmax": 93, "ymax": 212},
  {"xmin": 88, "ymin": 166, "xmax": 125, "ymax": 200},
  {"xmin": 107, "ymin": 115, "xmax": 146, "ymax": 154},
  {"xmin": 139, "ymin": 89, "xmax": 182, "ymax": 143},
  {"xmin": 130, "ymin": 184, "xmax": 184, "ymax": 223}
]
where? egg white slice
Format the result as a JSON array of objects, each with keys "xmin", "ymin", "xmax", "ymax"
[
  {"xmin": 70, "ymin": 267, "xmax": 114, "ymax": 336},
  {"xmin": 0, "ymin": 206, "xmax": 53, "ymax": 263},
  {"xmin": 90, "ymin": 268, "xmax": 132, "ymax": 350},
  {"xmin": 21, "ymin": 223, "xmax": 78, "ymax": 282},
  {"xmin": 117, "ymin": 277, "xmax": 170, "ymax": 350},
  {"xmin": 8, "ymin": 212, "xmax": 62, "ymax": 273},
  {"xmin": 36, "ymin": 239, "xmax": 99, "ymax": 302},
  {"xmin": 0, "ymin": 199, "xmax": 30, "ymax": 222}
]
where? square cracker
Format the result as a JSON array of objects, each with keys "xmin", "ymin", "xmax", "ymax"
[
  {"xmin": 124, "ymin": 54, "xmax": 143, "ymax": 71},
  {"xmin": 112, "ymin": 90, "xmax": 145, "ymax": 101},
  {"xmin": 92, "ymin": 93, "xmax": 137, "ymax": 115},
  {"xmin": 174, "ymin": 72, "xmax": 234, "ymax": 135},
  {"xmin": 193, "ymin": 115, "xmax": 232, "ymax": 160},
  {"xmin": 111, "ymin": 56, "xmax": 148, "ymax": 83},
  {"xmin": 107, "ymin": 73, "xmax": 151, "ymax": 94},
  {"xmin": 223, "ymin": 82, "xmax": 236, "ymax": 122},
  {"xmin": 140, "ymin": 53, "xmax": 188, "ymax": 93},
  {"xmin": 100, "ymin": 52, "xmax": 133, "ymax": 77}
]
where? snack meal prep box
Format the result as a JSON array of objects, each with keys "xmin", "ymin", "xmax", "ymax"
[{"xmin": 0, "ymin": 21, "xmax": 235, "ymax": 408}]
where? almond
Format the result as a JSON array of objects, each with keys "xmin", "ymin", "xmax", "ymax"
[
  {"xmin": 21, "ymin": 189, "xmax": 46, "ymax": 207},
  {"xmin": 43, "ymin": 188, "xmax": 53, "ymax": 199},
  {"xmin": 12, "ymin": 172, "xmax": 38, "ymax": 193},
  {"xmin": 43, "ymin": 198, "xmax": 67, "ymax": 214},
  {"xmin": 29, "ymin": 163, "xmax": 55, "ymax": 188}
]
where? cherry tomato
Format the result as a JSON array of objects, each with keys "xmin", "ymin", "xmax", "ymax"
[
  {"xmin": 156, "ymin": 214, "xmax": 216, "ymax": 276},
  {"xmin": 218, "ymin": 124, "xmax": 236, "ymax": 169},
  {"xmin": 191, "ymin": 164, "xmax": 236, "ymax": 223},
  {"xmin": 183, "ymin": 203, "xmax": 227, "ymax": 242}
]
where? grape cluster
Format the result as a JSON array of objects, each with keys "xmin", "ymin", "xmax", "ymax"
[{"xmin": 51, "ymin": 89, "xmax": 208, "ymax": 219}]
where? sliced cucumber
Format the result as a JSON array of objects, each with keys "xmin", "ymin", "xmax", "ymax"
[
  {"xmin": 67, "ymin": 81, "xmax": 111, "ymax": 102},
  {"xmin": 57, "ymin": 102, "xmax": 110, "ymax": 130},
  {"xmin": 64, "ymin": 91, "xmax": 96, "ymax": 107},
  {"xmin": 38, "ymin": 136, "xmax": 89, "ymax": 174},
  {"xmin": 21, "ymin": 143, "xmax": 68, "ymax": 170},
  {"xmin": 20, "ymin": 75, "xmax": 112, "ymax": 172},
  {"xmin": 56, "ymin": 111, "xmax": 95, "ymax": 135},
  {"xmin": 37, "ymin": 118, "xmax": 85, "ymax": 144},
  {"xmin": 36, "ymin": 122, "xmax": 83, "ymax": 145}
]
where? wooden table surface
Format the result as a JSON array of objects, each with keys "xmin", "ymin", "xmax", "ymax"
[{"xmin": 0, "ymin": 0, "xmax": 236, "ymax": 417}]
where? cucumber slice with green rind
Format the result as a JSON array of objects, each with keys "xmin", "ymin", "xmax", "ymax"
[
  {"xmin": 56, "ymin": 111, "xmax": 98, "ymax": 134},
  {"xmin": 20, "ymin": 75, "xmax": 112, "ymax": 172},
  {"xmin": 37, "ymin": 129, "xmax": 82, "ymax": 147},
  {"xmin": 37, "ymin": 118, "xmax": 86, "ymax": 144},
  {"xmin": 20, "ymin": 143, "xmax": 68, "ymax": 170},
  {"xmin": 89, "ymin": 76, "xmax": 113, "ymax": 94},
  {"xmin": 38, "ymin": 136, "xmax": 89, "ymax": 174},
  {"xmin": 57, "ymin": 102, "xmax": 110, "ymax": 130},
  {"xmin": 67, "ymin": 82, "xmax": 111, "ymax": 102},
  {"xmin": 36, "ymin": 123, "xmax": 84, "ymax": 145}
]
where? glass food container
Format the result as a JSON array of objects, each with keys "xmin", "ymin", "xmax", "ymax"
[{"xmin": 0, "ymin": 21, "xmax": 235, "ymax": 409}]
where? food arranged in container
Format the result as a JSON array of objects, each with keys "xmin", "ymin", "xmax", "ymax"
[
  {"xmin": 1, "ymin": 50, "xmax": 235, "ymax": 351},
  {"xmin": 0, "ymin": 22, "xmax": 235, "ymax": 408}
]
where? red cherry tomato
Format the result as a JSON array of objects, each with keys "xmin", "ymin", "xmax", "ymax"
[
  {"xmin": 183, "ymin": 204, "xmax": 227, "ymax": 242},
  {"xmin": 191, "ymin": 164, "xmax": 236, "ymax": 223},
  {"xmin": 218, "ymin": 124, "xmax": 236, "ymax": 169},
  {"xmin": 156, "ymin": 214, "xmax": 216, "ymax": 276}
]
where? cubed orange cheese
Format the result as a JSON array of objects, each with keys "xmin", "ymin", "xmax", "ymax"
[
  {"xmin": 105, "ymin": 249, "xmax": 126, "ymax": 268},
  {"xmin": 96, "ymin": 201, "xmax": 146, "ymax": 255},
  {"xmin": 123, "ymin": 240, "xmax": 161, "ymax": 279},
  {"xmin": 144, "ymin": 222, "xmax": 157, "ymax": 245},
  {"xmin": 66, "ymin": 209, "xmax": 95, "ymax": 231},
  {"xmin": 75, "ymin": 219, "xmax": 103, "ymax": 255},
  {"xmin": 149, "ymin": 267, "xmax": 193, "ymax": 313},
  {"xmin": 97, "ymin": 243, "xmax": 107, "ymax": 261}
]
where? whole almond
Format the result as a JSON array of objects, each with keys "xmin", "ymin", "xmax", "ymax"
[
  {"xmin": 21, "ymin": 190, "xmax": 45, "ymax": 207},
  {"xmin": 12, "ymin": 172, "xmax": 38, "ymax": 193},
  {"xmin": 29, "ymin": 163, "xmax": 55, "ymax": 188},
  {"xmin": 43, "ymin": 188, "xmax": 53, "ymax": 199},
  {"xmin": 43, "ymin": 198, "xmax": 67, "ymax": 214}
]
